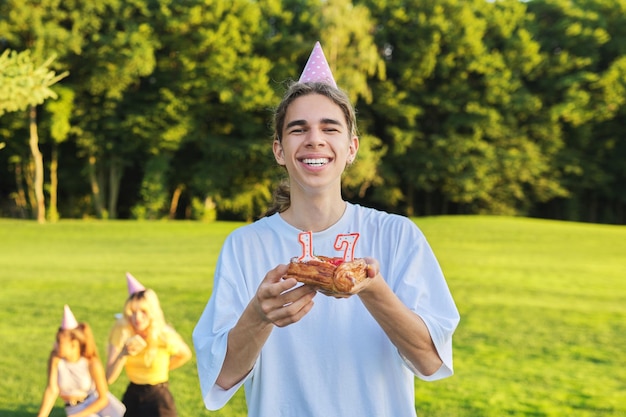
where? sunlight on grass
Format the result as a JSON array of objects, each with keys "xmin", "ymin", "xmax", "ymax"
[{"xmin": 415, "ymin": 216, "xmax": 626, "ymax": 416}]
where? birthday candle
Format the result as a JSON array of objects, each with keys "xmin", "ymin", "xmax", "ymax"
[
  {"xmin": 297, "ymin": 231, "xmax": 316, "ymax": 261},
  {"xmin": 334, "ymin": 233, "xmax": 360, "ymax": 262}
]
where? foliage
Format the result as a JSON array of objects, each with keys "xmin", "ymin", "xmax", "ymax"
[
  {"xmin": 526, "ymin": 0, "xmax": 626, "ymax": 223},
  {"xmin": 0, "ymin": 48, "xmax": 68, "ymax": 223},
  {"xmin": 131, "ymin": 154, "xmax": 171, "ymax": 220},
  {"xmin": 361, "ymin": 0, "xmax": 569, "ymax": 216},
  {"xmin": 0, "ymin": 0, "xmax": 625, "ymax": 223},
  {"xmin": 0, "ymin": 49, "xmax": 67, "ymax": 115}
]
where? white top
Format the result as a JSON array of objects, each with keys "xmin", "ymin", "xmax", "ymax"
[
  {"xmin": 193, "ymin": 203, "xmax": 459, "ymax": 417},
  {"xmin": 57, "ymin": 357, "xmax": 94, "ymax": 398}
]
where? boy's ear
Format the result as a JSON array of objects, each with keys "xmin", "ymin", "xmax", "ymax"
[{"xmin": 273, "ymin": 140, "xmax": 286, "ymax": 165}]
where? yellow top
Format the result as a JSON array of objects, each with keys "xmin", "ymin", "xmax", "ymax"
[{"xmin": 110, "ymin": 322, "xmax": 186, "ymax": 385}]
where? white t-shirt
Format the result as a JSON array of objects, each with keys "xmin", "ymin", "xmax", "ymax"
[{"xmin": 193, "ymin": 203, "xmax": 459, "ymax": 417}]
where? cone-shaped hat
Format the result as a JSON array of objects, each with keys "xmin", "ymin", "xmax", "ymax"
[
  {"xmin": 61, "ymin": 304, "xmax": 79, "ymax": 330},
  {"xmin": 298, "ymin": 41, "xmax": 337, "ymax": 87},
  {"xmin": 126, "ymin": 272, "xmax": 146, "ymax": 295}
]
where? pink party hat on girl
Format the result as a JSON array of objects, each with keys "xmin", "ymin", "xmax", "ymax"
[
  {"xmin": 298, "ymin": 41, "xmax": 337, "ymax": 88},
  {"xmin": 126, "ymin": 272, "xmax": 146, "ymax": 295},
  {"xmin": 61, "ymin": 304, "xmax": 79, "ymax": 330}
]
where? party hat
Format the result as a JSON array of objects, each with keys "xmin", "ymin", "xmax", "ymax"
[
  {"xmin": 126, "ymin": 272, "xmax": 146, "ymax": 295},
  {"xmin": 298, "ymin": 41, "xmax": 337, "ymax": 88},
  {"xmin": 61, "ymin": 304, "xmax": 79, "ymax": 330}
]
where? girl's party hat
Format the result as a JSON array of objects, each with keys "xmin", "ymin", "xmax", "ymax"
[
  {"xmin": 126, "ymin": 272, "xmax": 146, "ymax": 295},
  {"xmin": 298, "ymin": 41, "xmax": 337, "ymax": 88},
  {"xmin": 61, "ymin": 304, "xmax": 79, "ymax": 330}
]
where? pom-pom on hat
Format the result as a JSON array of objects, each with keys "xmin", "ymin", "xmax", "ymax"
[
  {"xmin": 126, "ymin": 272, "xmax": 146, "ymax": 295},
  {"xmin": 298, "ymin": 41, "xmax": 337, "ymax": 88},
  {"xmin": 61, "ymin": 304, "xmax": 79, "ymax": 330}
]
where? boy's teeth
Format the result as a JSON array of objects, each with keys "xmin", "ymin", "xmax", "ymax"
[{"xmin": 303, "ymin": 158, "xmax": 328, "ymax": 166}]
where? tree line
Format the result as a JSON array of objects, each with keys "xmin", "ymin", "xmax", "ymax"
[{"xmin": 0, "ymin": 0, "xmax": 624, "ymax": 224}]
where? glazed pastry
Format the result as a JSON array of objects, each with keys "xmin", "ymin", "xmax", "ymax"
[{"xmin": 284, "ymin": 256, "xmax": 368, "ymax": 295}]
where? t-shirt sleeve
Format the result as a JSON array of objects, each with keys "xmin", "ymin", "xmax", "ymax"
[
  {"xmin": 388, "ymin": 217, "xmax": 460, "ymax": 381},
  {"xmin": 192, "ymin": 234, "xmax": 254, "ymax": 410}
]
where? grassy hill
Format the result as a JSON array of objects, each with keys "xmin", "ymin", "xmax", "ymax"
[{"xmin": 0, "ymin": 216, "xmax": 624, "ymax": 416}]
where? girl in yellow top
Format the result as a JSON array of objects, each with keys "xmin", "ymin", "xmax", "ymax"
[{"xmin": 106, "ymin": 275, "xmax": 192, "ymax": 417}]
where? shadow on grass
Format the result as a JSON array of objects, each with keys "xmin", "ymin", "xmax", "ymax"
[
  {"xmin": 0, "ymin": 409, "xmax": 32, "ymax": 417},
  {"xmin": 1, "ymin": 406, "xmax": 65, "ymax": 417}
]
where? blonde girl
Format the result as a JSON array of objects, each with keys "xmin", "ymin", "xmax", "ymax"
[{"xmin": 106, "ymin": 287, "xmax": 191, "ymax": 417}]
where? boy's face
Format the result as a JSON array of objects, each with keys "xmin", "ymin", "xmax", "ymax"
[{"xmin": 274, "ymin": 93, "xmax": 358, "ymax": 193}]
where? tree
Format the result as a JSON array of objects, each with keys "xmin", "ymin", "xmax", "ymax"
[
  {"xmin": 0, "ymin": 49, "xmax": 68, "ymax": 223},
  {"xmin": 125, "ymin": 0, "xmax": 277, "ymax": 220},
  {"xmin": 361, "ymin": 0, "xmax": 564, "ymax": 216},
  {"xmin": 62, "ymin": 0, "xmax": 158, "ymax": 219},
  {"xmin": 527, "ymin": 0, "xmax": 626, "ymax": 223},
  {"xmin": 44, "ymin": 85, "xmax": 74, "ymax": 221},
  {"xmin": 1, "ymin": 0, "xmax": 626, "ymax": 224}
]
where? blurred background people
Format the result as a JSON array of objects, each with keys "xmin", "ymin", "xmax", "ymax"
[
  {"xmin": 37, "ymin": 304, "xmax": 125, "ymax": 417},
  {"xmin": 106, "ymin": 273, "xmax": 192, "ymax": 417}
]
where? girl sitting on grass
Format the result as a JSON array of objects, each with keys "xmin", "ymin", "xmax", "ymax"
[{"xmin": 37, "ymin": 305, "xmax": 125, "ymax": 417}]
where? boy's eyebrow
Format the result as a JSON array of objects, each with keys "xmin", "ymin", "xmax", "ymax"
[
  {"xmin": 320, "ymin": 118, "xmax": 343, "ymax": 127},
  {"xmin": 286, "ymin": 119, "xmax": 307, "ymax": 129},
  {"xmin": 285, "ymin": 118, "xmax": 343, "ymax": 129}
]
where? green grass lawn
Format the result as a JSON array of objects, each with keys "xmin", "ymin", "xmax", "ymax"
[{"xmin": 0, "ymin": 216, "xmax": 624, "ymax": 417}]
